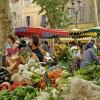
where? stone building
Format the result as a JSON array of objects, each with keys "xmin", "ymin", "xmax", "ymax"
[
  {"xmin": 11, "ymin": 0, "xmax": 99, "ymax": 29},
  {"xmin": 69, "ymin": 0, "xmax": 96, "ymax": 29},
  {"xmin": 11, "ymin": 0, "xmax": 46, "ymax": 28}
]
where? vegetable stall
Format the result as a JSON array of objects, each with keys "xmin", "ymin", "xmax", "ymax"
[
  {"xmin": 0, "ymin": 48, "xmax": 100, "ymax": 100},
  {"xmin": 0, "ymin": 64, "xmax": 100, "ymax": 100},
  {"xmin": 0, "ymin": 27, "xmax": 100, "ymax": 100}
]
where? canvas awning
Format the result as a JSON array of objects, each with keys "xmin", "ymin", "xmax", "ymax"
[{"xmin": 15, "ymin": 27, "xmax": 69, "ymax": 38}]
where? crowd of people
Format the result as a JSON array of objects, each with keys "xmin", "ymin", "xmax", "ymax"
[
  {"xmin": 2, "ymin": 34, "xmax": 99, "ymax": 74},
  {"xmin": 70, "ymin": 39, "xmax": 99, "ymax": 68}
]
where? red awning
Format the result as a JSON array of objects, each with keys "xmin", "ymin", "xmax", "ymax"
[
  {"xmin": 15, "ymin": 27, "xmax": 69, "ymax": 38},
  {"xmin": 15, "ymin": 27, "xmax": 42, "ymax": 37}
]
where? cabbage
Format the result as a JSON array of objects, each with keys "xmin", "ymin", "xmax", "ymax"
[
  {"xmin": 50, "ymin": 89, "xmax": 59, "ymax": 99},
  {"xmin": 19, "ymin": 64, "xmax": 25, "ymax": 70},
  {"xmin": 33, "ymin": 63, "xmax": 40, "ymax": 68},
  {"xmin": 24, "ymin": 64, "xmax": 29, "ymax": 70},
  {"xmin": 39, "ymin": 67, "xmax": 46, "ymax": 75},
  {"xmin": 28, "ymin": 59, "xmax": 40, "ymax": 68},
  {"xmin": 18, "ymin": 70, "xmax": 22, "ymax": 75},
  {"xmin": 30, "ymin": 66, "xmax": 35, "ymax": 72},
  {"xmin": 61, "ymin": 70, "xmax": 71, "ymax": 78},
  {"xmin": 22, "ymin": 70, "xmax": 33, "ymax": 79},
  {"xmin": 36, "ymin": 92, "xmax": 50, "ymax": 100},
  {"xmin": 34, "ymin": 69, "xmax": 42, "ymax": 75},
  {"xmin": 28, "ymin": 59, "xmax": 36, "ymax": 67},
  {"xmin": 11, "ymin": 73, "xmax": 23, "ymax": 81},
  {"xmin": 34, "ymin": 67, "xmax": 46, "ymax": 75}
]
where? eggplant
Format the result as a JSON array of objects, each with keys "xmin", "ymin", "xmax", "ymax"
[
  {"xmin": 0, "ymin": 72, "xmax": 5, "ymax": 76},
  {"xmin": 0, "ymin": 68, "xmax": 5, "ymax": 72},
  {"xmin": 0, "ymin": 68, "xmax": 11, "ymax": 84},
  {"xmin": 0, "ymin": 80, "xmax": 4, "ymax": 84}
]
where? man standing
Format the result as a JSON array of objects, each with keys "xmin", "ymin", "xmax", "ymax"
[{"xmin": 91, "ymin": 39, "xmax": 97, "ymax": 56}]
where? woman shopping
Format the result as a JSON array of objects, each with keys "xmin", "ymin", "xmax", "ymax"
[
  {"xmin": 80, "ymin": 43, "xmax": 99, "ymax": 67},
  {"xmin": 29, "ymin": 35, "xmax": 44, "ymax": 62}
]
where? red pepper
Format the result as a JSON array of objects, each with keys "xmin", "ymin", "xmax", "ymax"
[
  {"xmin": 0, "ymin": 84, "xmax": 8, "ymax": 90},
  {"xmin": 10, "ymin": 81, "xmax": 27, "ymax": 91}
]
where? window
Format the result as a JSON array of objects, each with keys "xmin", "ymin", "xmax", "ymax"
[
  {"xmin": 24, "ymin": 0, "xmax": 32, "ymax": 6},
  {"xmin": 13, "ymin": 12, "xmax": 16, "ymax": 18},
  {"xmin": 80, "ymin": 6, "xmax": 84, "ymax": 22},
  {"xmin": 26, "ymin": 16, "xmax": 30, "ymax": 26},
  {"xmin": 41, "ymin": 15, "xmax": 46, "ymax": 27},
  {"xmin": 11, "ymin": 0, "xmax": 19, "ymax": 3},
  {"xmin": 71, "ymin": 9, "xmax": 76, "ymax": 23}
]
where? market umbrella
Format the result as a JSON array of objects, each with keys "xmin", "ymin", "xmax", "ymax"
[
  {"xmin": 69, "ymin": 28, "xmax": 88, "ymax": 38},
  {"xmin": 85, "ymin": 26, "xmax": 100, "ymax": 32},
  {"xmin": 84, "ymin": 26, "xmax": 100, "ymax": 37}
]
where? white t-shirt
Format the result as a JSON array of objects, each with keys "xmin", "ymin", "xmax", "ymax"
[{"xmin": 70, "ymin": 46, "xmax": 80, "ymax": 58}]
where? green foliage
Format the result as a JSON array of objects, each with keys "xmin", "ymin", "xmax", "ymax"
[
  {"xmin": 75, "ymin": 64, "xmax": 100, "ymax": 83},
  {"xmin": 33, "ymin": 0, "xmax": 71, "ymax": 29},
  {"xmin": 0, "ymin": 90, "xmax": 10, "ymax": 100},
  {"xmin": 0, "ymin": 86, "xmax": 40, "ymax": 100},
  {"xmin": 58, "ymin": 48, "xmax": 73, "ymax": 70}
]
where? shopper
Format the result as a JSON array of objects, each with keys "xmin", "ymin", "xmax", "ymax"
[
  {"xmin": 29, "ymin": 35, "xmax": 44, "ymax": 62},
  {"xmin": 80, "ymin": 43, "xmax": 99, "ymax": 67},
  {"xmin": 5, "ymin": 35, "xmax": 19, "ymax": 57},
  {"xmin": 18, "ymin": 40, "xmax": 27, "ymax": 49},
  {"xmin": 42, "ymin": 41, "xmax": 49, "ymax": 52},
  {"xmin": 4, "ymin": 35, "xmax": 14, "ymax": 55},
  {"xmin": 91, "ymin": 39, "xmax": 97, "ymax": 55},
  {"xmin": 70, "ymin": 42, "xmax": 79, "ymax": 58}
]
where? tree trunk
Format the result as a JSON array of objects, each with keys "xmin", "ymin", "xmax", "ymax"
[
  {"xmin": 0, "ymin": 0, "xmax": 14, "ymax": 49},
  {"xmin": 93, "ymin": 0, "xmax": 99, "ymax": 26}
]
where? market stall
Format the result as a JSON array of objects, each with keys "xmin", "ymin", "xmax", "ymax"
[
  {"xmin": 0, "ymin": 57, "xmax": 100, "ymax": 100},
  {"xmin": 59, "ymin": 37, "xmax": 93, "ymax": 43},
  {"xmin": 69, "ymin": 29, "xmax": 97, "ymax": 38},
  {"xmin": 0, "ymin": 27, "xmax": 99, "ymax": 100},
  {"xmin": 84, "ymin": 26, "xmax": 100, "ymax": 59}
]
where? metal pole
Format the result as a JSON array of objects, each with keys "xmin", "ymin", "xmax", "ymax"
[{"xmin": 76, "ymin": 12, "xmax": 78, "ymax": 28}]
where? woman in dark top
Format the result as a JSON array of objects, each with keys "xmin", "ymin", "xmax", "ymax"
[{"xmin": 29, "ymin": 35, "xmax": 44, "ymax": 62}]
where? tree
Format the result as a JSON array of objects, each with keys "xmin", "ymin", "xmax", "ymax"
[
  {"xmin": 93, "ymin": 0, "xmax": 99, "ymax": 26},
  {"xmin": 0, "ymin": 0, "xmax": 14, "ymax": 49},
  {"xmin": 33, "ymin": 0, "xmax": 71, "ymax": 29}
]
